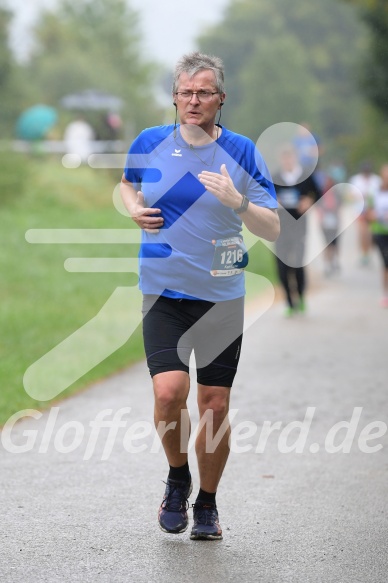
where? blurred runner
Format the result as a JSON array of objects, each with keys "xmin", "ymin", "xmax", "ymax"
[
  {"xmin": 272, "ymin": 145, "xmax": 321, "ymax": 317},
  {"xmin": 317, "ymin": 169, "xmax": 344, "ymax": 276},
  {"xmin": 349, "ymin": 161, "xmax": 381, "ymax": 266},
  {"xmin": 366, "ymin": 164, "xmax": 388, "ymax": 307},
  {"xmin": 292, "ymin": 122, "xmax": 321, "ymax": 172},
  {"xmin": 64, "ymin": 116, "xmax": 95, "ymax": 163}
]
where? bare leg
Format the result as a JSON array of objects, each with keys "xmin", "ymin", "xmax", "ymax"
[
  {"xmin": 153, "ymin": 370, "xmax": 191, "ymax": 467},
  {"xmin": 196, "ymin": 385, "xmax": 231, "ymax": 493},
  {"xmin": 359, "ymin": 218, "xmax": 372, "ymax": 261},
  {"xmin": 383, "ymin": 268, "xmax": 388, "ymax": 297}
]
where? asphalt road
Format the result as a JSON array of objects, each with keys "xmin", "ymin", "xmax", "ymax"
[{"xmin": 1, "ymin": 218, "xmax": 387, "ymax": 583}]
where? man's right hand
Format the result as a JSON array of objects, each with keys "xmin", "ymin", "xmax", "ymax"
[{"xmin": 131, "ymin": 191, "xmax": 164, "ymax": 233}]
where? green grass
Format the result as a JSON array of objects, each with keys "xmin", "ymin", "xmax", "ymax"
[{"xmin": 0, "ymin": 155, "xmax": 278, "ymax": 425}]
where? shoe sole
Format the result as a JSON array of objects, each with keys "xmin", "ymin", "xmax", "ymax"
[
  {"xmin": 190, "ymin": 532, "xmax": 223, "ymax": 541},
  {"xmin": 159, "ymin": 523, "xmax": 189, "ymax": 534}
]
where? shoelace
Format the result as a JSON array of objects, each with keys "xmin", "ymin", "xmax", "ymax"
[
  {"xmin": 162, "ymin": 481, "xmax": 190, "ymax": 512},
  {"xmin": 192, "ymin": 504, "xmax": 217, "ymax": 525}
]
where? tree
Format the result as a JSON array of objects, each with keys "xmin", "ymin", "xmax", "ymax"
[
  {"xmin": 197, "ymin": 0, "xmax": 367, "ymax": 149},
  {"xmin": 343, "ymin": 0, "xmax": 388, "ymax": 117},
  {"xmin": 25, "ymin": 0, "xmax": 162, "ymax": 135},
  {"xmin": 226, "ymin": 33, "xmax": 319, "ymax": 142},
  {"xmin": 0, "ymin": 3, "xmax": 11, "ymax": 88},
  {"xmin": 0, "ymin": 2, "xmax": 24, "ymax": 137}
]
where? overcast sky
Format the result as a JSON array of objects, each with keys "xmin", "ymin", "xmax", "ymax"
[{"xmin": 7, "ymin": 0, "xmax": 230, "ymax": 65}]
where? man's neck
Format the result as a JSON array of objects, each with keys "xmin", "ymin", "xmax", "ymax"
[{"xmin": 180, "ymin": 123, "xmax": 220, "ymax": 146}]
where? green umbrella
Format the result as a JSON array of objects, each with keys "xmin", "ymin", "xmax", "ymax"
[{"xmin": 16, "ymin": 105, "xmax": 58, "ymax": 140}]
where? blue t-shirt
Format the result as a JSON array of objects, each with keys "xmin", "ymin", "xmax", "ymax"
[{"xmin": 124, "ymin": 124, "xmax": 277, "ymax": 301}]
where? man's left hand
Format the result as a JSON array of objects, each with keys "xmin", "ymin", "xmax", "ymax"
[{"xmin": 198, "ymin": 164, "xmax": 243, "ymax": 210}]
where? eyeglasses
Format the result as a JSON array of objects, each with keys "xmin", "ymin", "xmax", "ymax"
[{"xmin": 174, "ymin": 91, "xmax": 220, "ymax": 103}]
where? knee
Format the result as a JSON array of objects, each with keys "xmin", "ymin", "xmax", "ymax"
[
  {"xmin": 155, "ymin": 388, "xmax": 183, "ymax": 414},
  {"xmin": 153, "ymin": 375, "xmax": 188, "ymax": 415},
  {"xmin": 198, "ymin": 390, "xmax": 230, "ymax": 422}
]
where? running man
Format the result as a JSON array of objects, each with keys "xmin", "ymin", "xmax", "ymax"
[{"xmin": 120, "ymin": 52, "xmax": 279, "ymax": 540}]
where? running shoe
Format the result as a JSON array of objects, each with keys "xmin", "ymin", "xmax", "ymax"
[
  {"xmin": 284, "ymin": 306, "xmax": 295, "ymax": 318},
  {"xmin": 158, "ymin": 477, "xmax": 192, "ymax": 534},
  {"xmin": 190, "ymin": 502, "xmax": 223, "ymax": 540},
  {"xmin": 297, "ymin": 297, "xmax": 306, "ymax": 314}
]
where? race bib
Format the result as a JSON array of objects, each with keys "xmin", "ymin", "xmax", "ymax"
[
  {"xmin": 278, "ymin": 188, "xmax": 300, "ymax": 209},
  {"xmin": 210, "ymin": 236, "xmax": 248, "ymax": 277}
]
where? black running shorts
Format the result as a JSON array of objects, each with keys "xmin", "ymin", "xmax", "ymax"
[{"xmin": 142, "ymin": 294, "xmax": 244, "ymax": 387}]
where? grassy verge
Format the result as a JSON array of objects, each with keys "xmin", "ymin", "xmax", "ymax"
[{"xmin": 0, "ymin": 154, "xmax": 278, "ymax": 425}]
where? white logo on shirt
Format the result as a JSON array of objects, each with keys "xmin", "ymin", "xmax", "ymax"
[{"xmin": 172, "ymin": 149, "xmax": 182, "ymax": 157}]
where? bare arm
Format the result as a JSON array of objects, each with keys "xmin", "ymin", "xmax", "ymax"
[
  {"xmin": 240, "ymin": 205, "xmax": 279, "ymax": 242},
  {"xmin": 120, "ymin": 174, "xmax": 164, "ymax": 233},
  {"xmin": 198, "ymin": 164, "xmax": 280, "ymax": 242}
]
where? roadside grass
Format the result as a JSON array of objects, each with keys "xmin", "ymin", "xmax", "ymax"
[{"xmin": 0, "ymin": 155, "xmax": 278, "ymax": 425}]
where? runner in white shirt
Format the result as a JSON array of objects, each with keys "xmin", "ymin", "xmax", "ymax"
[
  {"xmin": 366, "ymin": 164, "xmax": 388, "ymax": 307},
  {"xmin": 349, "ymin": 161, "xmax": 381, "ymax": 265}
]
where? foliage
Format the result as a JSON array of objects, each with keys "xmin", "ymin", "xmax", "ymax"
[
  {"xmin": 228, "ymin": 33, "xmax": 318, "ymax": 140},
  {"xmin": 197, "ymin": 0, "xmax": 367, "ymax": 150},
  {"xmin": 0, "ymin": 2, "xmax": 10, "ymax": 87},
  {"xmin": 19, "ymin": 0, "xmax": 162, "ymax": 136},
  {"xmin": 342, "ymin": 105, "xmax": 388, "ymax": 172},
  {"xmin": 0, "ymin": 3, "xmax": 24, "ymax": 136},
  {"xmin": 343, "ymin": 0, "xmax": 388, "ymax": 117}
]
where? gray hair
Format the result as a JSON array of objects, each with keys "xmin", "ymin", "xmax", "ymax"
[{"xmin": 172, "ymin": 52, "xmax": 225, "ymax": 94}]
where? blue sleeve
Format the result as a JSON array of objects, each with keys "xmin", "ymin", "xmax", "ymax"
[
  {"xmin": 123, "ymin": 132, "xmax": 146, "ymax": 186},
  {"xmin": 123, "ymin": 126, "xmax": 174, "ymax": 187},
  {"xmin": 245, "ymin": 140, "xmax": 278, "ymax": 209}
]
